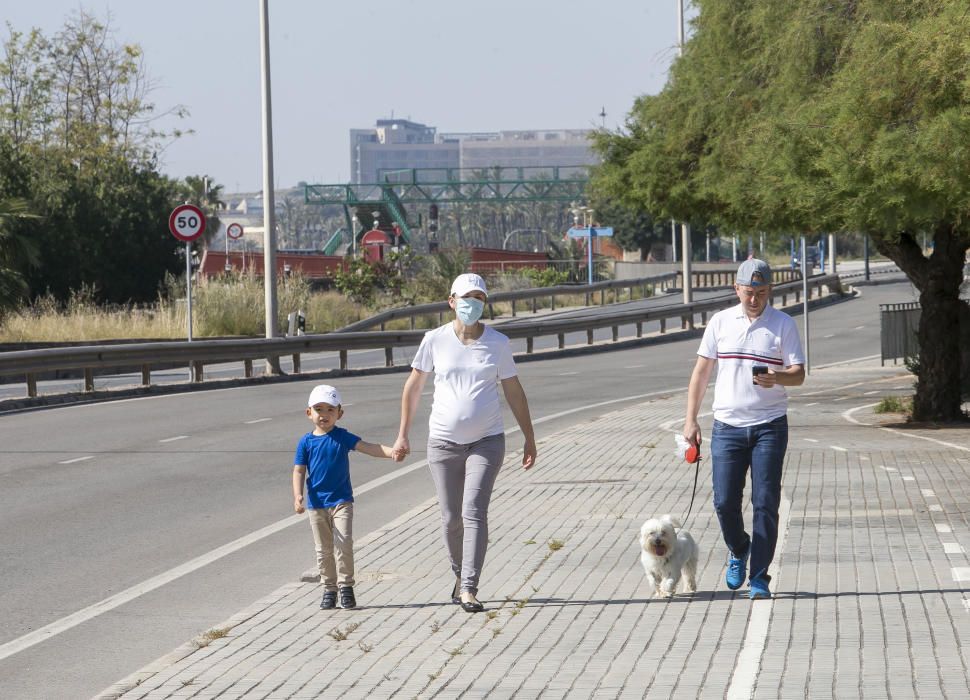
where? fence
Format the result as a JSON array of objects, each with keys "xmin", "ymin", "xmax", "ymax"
[
  {"xmin": 0, "ymin": 274, "xmax": 840, "ymax": 399},
  {"xmin": 880, "ymin": 301, "xmax": 920, "ymax": 366}
]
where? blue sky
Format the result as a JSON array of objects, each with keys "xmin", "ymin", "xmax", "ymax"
[{"xmin": 5, "ymin": 1, "xmax": 690, "ymax": 192}]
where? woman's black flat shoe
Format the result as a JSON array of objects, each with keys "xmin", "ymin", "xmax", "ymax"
[
  {"xmin": 460, "ymin": 597, "xmax": 484, "ymax": 613},
  {"xmin": 451, "ymin": 579, "xmax": 461, "ymax": 605}
]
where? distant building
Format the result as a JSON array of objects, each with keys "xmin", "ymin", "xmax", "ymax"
[{"xmin": 349, "ymin": 119, "xmax": 598, "ymax": 184}]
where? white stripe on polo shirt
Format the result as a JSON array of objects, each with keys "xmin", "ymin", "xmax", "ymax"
[{"xmin": 698, "ymin": 303, "xmax": 805, "ymax": 427}]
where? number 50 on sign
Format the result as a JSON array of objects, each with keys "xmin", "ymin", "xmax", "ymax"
[{"xmin": 169, "ymin": 204, "xmax": 207, "ymax": 242}]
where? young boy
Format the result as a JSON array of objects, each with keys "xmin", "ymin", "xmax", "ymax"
[{"xmin": 293, "ymin": 384, "xmax": 398, "ymax": 610}]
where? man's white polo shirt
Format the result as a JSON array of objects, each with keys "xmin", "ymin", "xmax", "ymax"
[{"xmin": 697, "ymin": 303, "xmax": 805, "ymax": 427}]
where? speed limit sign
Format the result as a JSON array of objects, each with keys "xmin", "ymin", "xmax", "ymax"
[
  {"xmin": 226, "ymin": 222, "xmax": 244, "ymax": 240},
  {"xmin": 168, "ymin": 204, "xmax": 207, "ymax": 242}
]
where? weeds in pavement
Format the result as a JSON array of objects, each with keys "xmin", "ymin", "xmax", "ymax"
[
  {"xmin": 548, "ymin": 539, "xmax": 564, "ymax": 552},
  {"xmin": 327, "ymin": 622, "xmax": 360, "ymax": 641},
  {"xmin": 193, "ymin": 627, "xmax": 229, "ymax": 648}
]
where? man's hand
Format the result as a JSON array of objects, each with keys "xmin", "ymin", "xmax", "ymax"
[
  {"xmin": 683, "ymin": 421, "xmax": 703, "ymax": 452},
  {"xmin": 294, "ymin": 496, "xmax": 305, "ymax": 514}
]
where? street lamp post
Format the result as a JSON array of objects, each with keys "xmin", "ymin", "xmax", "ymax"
[{"xmin": 258, "ymin": 0, "xmax": 279, "ymax": 359}]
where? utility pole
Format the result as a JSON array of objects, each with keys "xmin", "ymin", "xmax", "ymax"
[
  {"xmin": 259, "ymin": 0, "xmax": 280, "ymax": 370},
  {"xmin": 677, "ymin": 0, "xmax": 693, "ymax": 305}
]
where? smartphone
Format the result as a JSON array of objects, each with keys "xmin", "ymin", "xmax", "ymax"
[{"xmin": 752, "ymin": 365, "xmax": 769, "ymax": 384}]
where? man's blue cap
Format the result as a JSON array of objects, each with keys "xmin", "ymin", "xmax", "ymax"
[{"xmin": 737, "ymin": 258, "xmax": 772, "ymax": 286}]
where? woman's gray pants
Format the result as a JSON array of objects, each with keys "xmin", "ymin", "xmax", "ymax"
[{"xmin": 427, "ymin": 433, "xmax": 505, "ymax": 595}]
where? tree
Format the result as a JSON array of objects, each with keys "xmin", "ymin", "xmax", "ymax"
[
  {"xmin": 178, "ymin": 175, "xmax": 224, "ymax": 246},
  {"xmin": 0, "ymin": 11, "xmax": 189, "ymax": 306},
  {"xmin": 592, "ymin": 0, "xmax": 970, "ymax": 422},
  {"xmin": 0, "ymin": 196, "xmax": 39, "ymax": 314}
]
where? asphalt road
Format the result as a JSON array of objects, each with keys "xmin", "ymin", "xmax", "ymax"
[{"xmin": 0, "ymin": 276, "xmax": 915, "ymax": 699}]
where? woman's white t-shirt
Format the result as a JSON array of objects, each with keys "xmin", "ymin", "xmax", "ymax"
[{"xmin": 411, "ymin": 323, "xmax": 518, "ymax": 444}]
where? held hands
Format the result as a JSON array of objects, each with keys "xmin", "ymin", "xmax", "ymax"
[{"xmin": 391, "ymin": 436, "xmax": 411, "ymax": 463}]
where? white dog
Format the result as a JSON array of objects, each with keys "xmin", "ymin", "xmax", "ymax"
[{"xmin": 639, "ymin": 514, "xmax": 698, "ymax": 598}]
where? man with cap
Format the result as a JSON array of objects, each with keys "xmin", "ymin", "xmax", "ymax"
[{"xmin": 682, "ymin": 259, "xmax": 805, "ymax": 599}]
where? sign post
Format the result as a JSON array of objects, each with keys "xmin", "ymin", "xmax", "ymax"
[
  {"xmin": 225, "ymin": 223, "xmax": 244, "ymax": 272},
  {"xmin": 568, "ymin": 226, "xmax": 613, "ymax": 285},
  {"xmin": 168, "ymin": 204, "xmax": 207, "ymax": 342}
]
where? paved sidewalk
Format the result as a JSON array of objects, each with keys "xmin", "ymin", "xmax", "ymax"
[{"xmin": 97, "ymin": 360, "xmax": 970, "ymax": 699}]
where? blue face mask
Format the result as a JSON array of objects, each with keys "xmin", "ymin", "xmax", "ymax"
[{"xmin": 455, "ymin": 297, "xmax": 485, "ymax": 325}]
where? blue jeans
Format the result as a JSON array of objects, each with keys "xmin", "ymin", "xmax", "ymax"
[{"xmin": 710, "ymin": 415, "xmax": 788, "ymax": 583}]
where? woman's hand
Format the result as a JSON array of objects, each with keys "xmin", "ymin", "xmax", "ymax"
[
  {"xmin": 521, "ymin": 437, "xmax": 537, "ymax": 470},
  {"xmin": 392, "ymin": 435, "xmax": 411, "ymax": 462}
]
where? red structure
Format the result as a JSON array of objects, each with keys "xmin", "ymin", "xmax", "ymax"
[
  {"xmin": 197, "ymin": 250, "xmax": 346, "ymax": 281},
  {"xmin": 468, "ymin": 247, "xmax": 549, "ymax": 273}
]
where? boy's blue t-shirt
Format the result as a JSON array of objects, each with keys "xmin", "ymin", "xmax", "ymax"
[{"xmin": 294, "ymin": 427, "xmax": 361, "ymax": 509}]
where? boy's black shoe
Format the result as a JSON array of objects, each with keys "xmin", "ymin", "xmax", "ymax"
[
  {"xmin": 320, "ymin": 591, "xmax": 337, "ymax": 610},
  {"xmin": 339, "ymin": 586, "xmax": 356, "ymax": 609}
]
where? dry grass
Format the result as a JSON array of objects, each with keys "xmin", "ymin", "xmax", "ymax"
[{"xmin": 0, "ymin": 270, "xmax": 595, "ymax": 342}]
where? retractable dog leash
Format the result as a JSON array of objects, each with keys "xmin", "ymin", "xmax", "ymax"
[{"xmin": 680, "ymin": 445, "xmax": 702, "ymax": 528}]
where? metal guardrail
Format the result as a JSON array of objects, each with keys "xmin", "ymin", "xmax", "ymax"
[
  {"xmin": 0, "ymin": 274, "xmax": 840, "ymax": 399},
  {"xmin": 339, "ymin": 267, "xmax": 803, "ymax": 332},
  {"xmin": 338, "ymin": 273, "xmax": 681, "ymax": 332}
]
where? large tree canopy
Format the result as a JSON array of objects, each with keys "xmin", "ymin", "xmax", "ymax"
[
  {"xmin": 592, "ymin": 0, "xmax": 970, "ymax": 422},
  {"xmin": 0, "ymin": 11, "xmax": 192, "ymax": 308}
]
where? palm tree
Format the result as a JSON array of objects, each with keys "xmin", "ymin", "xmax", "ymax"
[
  {"xmin": 180, "ymin": 175, "xmax": 225, "ymax": 247},
  {"xmin": 0, "ymin": 197, "xmax": 40, "ymax": 315}
]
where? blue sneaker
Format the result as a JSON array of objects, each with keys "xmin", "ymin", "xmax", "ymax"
[
  {"xmin": 749, "ymin": 576, "xmax": 772, "ymax": 599},
  {"xmin": 725, "ymin": 550, "xmax": 748, "ymax": 590}
]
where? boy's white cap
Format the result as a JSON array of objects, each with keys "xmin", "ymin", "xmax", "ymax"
[
  {"xmin": 308, "ymin": 384, "xmax": 342, "ymax": 408},
  {"xmin": 450, "ymin": 273, "xmax": 488, "ymax": 298}
]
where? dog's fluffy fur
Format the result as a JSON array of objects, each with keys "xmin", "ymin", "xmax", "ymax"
[{"xmin": 639, "ymin": 514, "xmax": 698, "ymax": 598}]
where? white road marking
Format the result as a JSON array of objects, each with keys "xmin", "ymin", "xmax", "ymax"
[
  {"xmin": 863, "ymin": 390, "xmax": 880, "ymax": 395},
  {"xmin": 727, "ymin": 488, "xmax": 791, "ymax": 699},
  {"xmin": 833, "ymin": 397, "xmax": 850, "ymax": 402},
  {"xmin": 244, "ymin": 418, "xmax": 272, "ymax": 424},
  {"xmin": 879, "ymin": 465, "xmax": 897, "ymax": 472},
  {"xmin": 963, "ymin": 599, "xmax": 970, "ymax": 613},
  {"xmin": 922, "ymin": 489, "xmax": 936, "ymax": 497},
  {"xmin": 625, "ymin": 365, "xmax": 646, "ymax": 369},
  {"xmin": 823, "ymin": 334, "xmax": 835, "ymax": 339},
  {"xmin": 944, "ymin": 543, "xmax": 965, "ymax": 554},
  {"xmin": 929, "ymin": 504, "xmax": 943, "ymax": 512},
  {"xmin": 952, "ymin": 568, "xmax": 970, "ymax": 582},
  {"xmin": 902, "ymin": 476, "xmax": 915, "ymax": 481},
  {"xmin": 58, "ymin": 456, "xmax": 93, "ymax": 465},
  {"xmin": 803, "ymin": 438, "xmax": 819, "ymax": 443},
  {"xmin": 831, "ymin": 446, "xmax": 847, "ymax": 452},
  {"xmin": 854, "ymin": 325, "xmax": 865, "ymax": 330},
  {"xmin": 804, "ymin": 402, "xmax": 818, "ymax": 407},
  {"xmin": 158, "ymin": 435, "xmax": 189, "ymax": 443},
  {"xmin": 936, "ymin": 524, "xmax": 953, "ymax": 533},
  {"xmin": 844, "ymin": 404, "xmax": 970, "ymax": 454},
  {"xmin": 0, "ymin": 386, "xmax": 677, "ymax": 662},
  {"xmin": 558, "ymin": 371, "xmax": 579, "ymax": 376}
]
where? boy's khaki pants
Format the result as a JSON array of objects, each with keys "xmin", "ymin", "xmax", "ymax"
[{"xmin": 308, "ymin": 502, "xmax": 354, "ymax": 591}]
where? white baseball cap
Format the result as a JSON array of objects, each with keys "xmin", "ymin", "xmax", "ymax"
[
  {"xmin": 307, "ymin": 384, "xmax": 342, "ymax": 408},
  {"xmin": 450, "ymin": 273, "xmax": 488, "ymax": 298}
]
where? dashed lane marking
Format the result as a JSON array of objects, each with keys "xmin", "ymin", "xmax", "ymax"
[
  {"xmin": 944, "ymin": 543, "xmax": 965, "ymax": 554},
  {"xmin": 936, "ymin": 524, "xmax": 953, "ymax": 533},
  {"xmin": 244, "ymin": 418, "xmax": 272, "ymax": 424},
  {"xmin": 158, "ymin": 435, "xmax": 189, "ymax": 443},
  {"xmin": 58, "ymin": 456, "xmax": 93, "ymax": 465}
]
